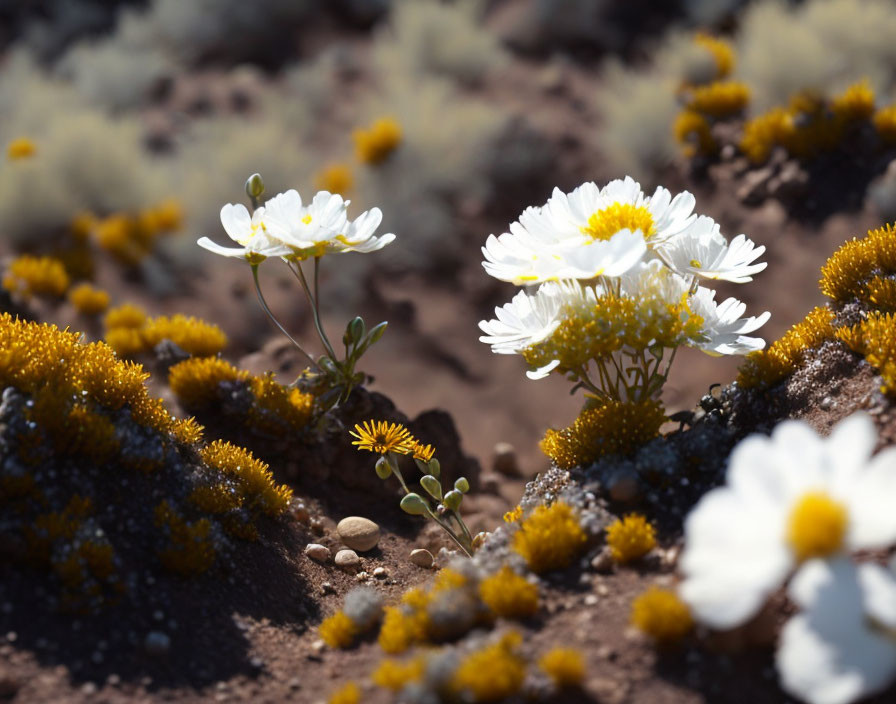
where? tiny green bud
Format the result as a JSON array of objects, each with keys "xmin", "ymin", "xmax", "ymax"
[
  {"xmin": 368, "ymin": 321, "xmax": 388, "ymax": 344},
  {"xmin": 454, "ymin": 477, "xmax": 470, "ymax": 494},
  {"xmin": 443, "ymin": 490, "xmax": 462, "ymax": 511},
  {"xmin": 420, "ymin": 475, "xmax": 442, "ymax": 500},
  {"xmin": 318, "ymin": 356, "xmax": 339, "ymax": 375},
  {"xmin": 427, "ymin": 458, "xmax": 440, "ymax": 478},
  {"xmin": 245, "ymin": 173, "xmax": 265, "ymax": 199},
  {"xmin": 375, "ymin": 456, "xmax": 392, "ymax": 479},
  {"xmin": 400, "ymin": 493, "xmax": 428, "ymax": 516},
  {"xmin": 348, "ymin": 316, "xmax": 365, "ymax": 344}
]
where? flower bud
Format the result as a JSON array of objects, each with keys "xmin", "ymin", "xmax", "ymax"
[
  {"xmin": 400, "ymin": 493, "xmax": 428, "ymax": 516},
  {"xmin": 454, "ymin": 477, "xmax": 470, "ymax": 494},
  {"xmin": 443, "ymin": 490, "xmax": 462, "ymax": 511},
  {"xmin": 420, "ymin": 475, "xmax": 442, "ymax": 500},
  {"xmin": 367, "ymin": 321, "xmax": 388, "ymax": 346},
  {"xmin": 375, "ymin": 456, "xmax": 392, "ymax": 479},
  {"xmin": 348, "ymin": 316, "xmax": 365, "ymax": 344},
  {"xmin": 245, "ymin": 173, "xmax": 265, "ymax": 199}
]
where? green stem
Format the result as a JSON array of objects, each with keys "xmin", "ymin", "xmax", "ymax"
[
  {"xmin": 392, "ymin": 464, "xmax": 471, "ymax": 556},
  {"xmin": 289, "ymin": 260, "xmax": 340, "ymax": 363},
  {"xmin": 251, "ymin": 265, "xmax": 317, "ymax": 369}
]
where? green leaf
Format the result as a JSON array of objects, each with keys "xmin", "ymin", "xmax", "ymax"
[
  {"xmin": 375, "ymin": 456, "xmax": 392, "ymax": 479},
  {"xmin": 443, "ymin": 490, "xmax": 462, "ymax": 511},
  {"xmin": 420, "ymin": 475, "xmax": 442, "ymax": 500},
  {"xmin": 454, "ymin": 477, "xmax": 470, "ymax": 494},
  {"xmin": 400, "ymin": 493, "xmax": 428, "ymax": 516}
]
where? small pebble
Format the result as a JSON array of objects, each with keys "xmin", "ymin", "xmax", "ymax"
[
  {"xmin": 335, "ymin": 549, "xmax": 360, "ymax": 569},
  {"xmin": 320, "ymin": 582, "xmax": 335, "ymax": 595},
  {"xmin": 355, "ymin": 571, "xmax": 369, "ymax": 581},
  {"xmin": 590, "ymin": 548, "xmax": 615, "ymax": 574},
  {"xmin": 336, "ymin": 517, "xmax": 380, "ymax": 552},
  {"xmin": 409, "ymin": 549, "xmax": 434, "ymax": 568},
  {"xmin": 80, "ymin": 683, "xmax": 98, "ymax": 696},
  {"xmin": 304, "ymin": 543, "xmax": 330, "ymax": 562},
  {"xmin": 373, "ymin": 567, "xmax": 387, "ymax": 579},
  {"xmin": 584, "ymin": 594, "xmax": 599, "ymax": 606},
  {"xmin": 293, "ymin": 504, "xmax": 311, "ymax": 523},
  {"xmin": 492, "ymin": 442, "xmax": 520, "ymax": 476}
]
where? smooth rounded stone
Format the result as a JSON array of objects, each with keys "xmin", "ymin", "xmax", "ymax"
[
  {"xmin": 304, "ymin": 543, "xmax": 330, "ymax": 562},
  {"xmin": 373, "ymin": 567, "xmax": 387, "ymax": 579},
  {"xmin": 335, "ymin": 549, "xmax": 360, "ymax": 570},
  {"xmin": 608, "ymin": 469, "xmax": 641, "ymax": 503},
  {"xmin": 143, "ymin": 631, "xmax": 170, "ymax": 657},
  {"xmin": 492, "ymin": 442, "xmax": 520, "ymax": 476},
  {"xmin": 409, "ymin": 548, "xmax": 434, "ymax": 568},
  {"xmin": 336, "ymin": 516, "xmax": 380, "ymax": 552},
  {"xmin": 590, "ymin": 547, "xmax": 615, "ymax": 574}
]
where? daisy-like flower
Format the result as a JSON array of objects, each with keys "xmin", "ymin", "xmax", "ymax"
[
  {"xmin": 350, "ymin": 420, "xmax": 414, "ymax": 455},
  {"xmin": 478, "ymin": 281, "xmax": 567, "ymax": 356},
  {"xmin": 262, "ymin": 189, "xmax": 394, "ymax": 260},
  {"xmin": 688, "ymin": 286, "xmax": 770, "ymax": 355},
  {"xmin": 657, "ymin": 215, "xmax": 767, "ymax": 283},
  {"xmin": 777, "ymin": 558, "xmax": 896, "ymax": 704},
  {"xmin": 679, "ymin": 413, "xmax": 896, "ymax": 631},
  {"xmin": 197, "ymin": 204, "xmax": 292, "ymax": 264},
  {"xmin": 481, "ymin": 176, "xmax": 696, "ymax": 285}
]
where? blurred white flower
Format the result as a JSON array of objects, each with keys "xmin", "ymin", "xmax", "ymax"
[
  {"xmin": 777, "ymin": 558, "xmax": 896, "ymax": 704},
  {"xmin": 481, "ymin": 176, "xmax": 696, "ymax": 284},
  {"xmin": 679, "ymin": 413, "xmax": 896, "ymax": 630},
  {"xmin": 197, "ymin": 203, "xmax": 292, "ymax": 263},
  {"xmin": 689, "ymin": 286, "xmax": 770, "ymax": 355},
  {"xmin": 657, "ymin": 215, "xmax": 767, "ymax": 283},
  {"xmin": 262, "ymin": 189, "xmax": 394, "ymax": 259}
]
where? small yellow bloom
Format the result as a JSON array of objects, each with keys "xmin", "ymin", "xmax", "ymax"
[
  {"xmin": 538, "ymin": 647, "xmax": 585, "ymax": 688},
  {"xmin": 314, "ymin": 163, "xmax": 354, "ymax": 195},
  {"xmin": 630, "ymin": 586, "xmax": 694, "ymax": 644},
  {"xmin": 68, "ymin": 283, "xmax": 111, "ymax": 315},
  {"xmin": 7, "ymin": 137, "xmax": 36, "ymax": 160},
  {"xmin": 354, "ymin": 117, "xmax": 402, "ymax": 165},
  {"xmin": 410, "ymin": 440, "xmax": 435, "ymax": 462},
  {"xmin": 350, "ymin": 420, "xmax": 414, "ymax": 455},
  {"xmin": 318, "ymin": 611, "xmax": 358, "ymax": 649},
  {"xmin": 606, "ymin": 513, "xmax": 657, "ymax": 564}
]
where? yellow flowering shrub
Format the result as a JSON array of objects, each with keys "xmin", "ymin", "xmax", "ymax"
[
  {"xmin": 319, "ymin": 611, "xmax": 359, "ymax": 649},
  {"xmin": 314, "ymin": 163, "xmax": 354, "ymax": 195},
  {"xmin": 694, "ymin": 33, "xmax": 734, "ymax": 80},
  {"xmin": 512, "ymin": 502, "xmax": 587, "ymax": 574},
  {"xmin": 836, "ymin": 312, "xmax": 896, "ymax": 396},
  {"xmin": 630, "ymin": 586, "xmax": 694, "ymax": 644},
  {"xmin": 7, "ymin": 137, "xmax": 36, "ymax": 160},
  {"xmin": 541, "ymin": 399, "xmax": 666, "ymax": 469},
  {"xmin": 686, "ymin": 81, "xmax": 750, "ymax": 118},
  {"xmin": 452, "ymin": 632, "xmax": 526, "ymax": 703},
  {"xmin": 371, "ymin": 656, "xmax": 425, "ymax": 691},
  {"xmin": 674, "ymin": 110, "xmax": 716, "ymax": 157},
  {"xmin": 328, "ymin": 682, "xmax": 361, "ymax": 704},
  {"xmin": 820, "ymin": 224, "xmax": 896, "ymax": 302},
  {"xmin": 478, "ymin": 566, "xmax": 538, "ymax": 619},
  {"xmin": 606, "ymin": 513, "xmax": 657, "ymax": 563},
  {"xmin": 737, "ymin": 306, "xmax": 835, "ymax": 390},
  {"xmin": 3, "ymin": 255, "xmax": 70, "ymax": 299},
  {"xmin": 153, "ymin": 501, "xmax": 216, "ymax": 576},
  {"xmin": 68, "ymin": 283, "xmax": 110, "ymax": 315},
  {"xmin": 354, "ymin": 117, "xmax": 402, "ymax": 164},
  {"xmin": 873, "ymin": 105, "xmax": 896, "ymax": 143},
  {"xmin": 538, "ymin": 647, "xmax": 585, "ymax": 688}
]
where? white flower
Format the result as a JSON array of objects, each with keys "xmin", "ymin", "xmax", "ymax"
[
  {"xmin": 478, "ymin": 282, "xmax": 565, "ymax": 356},
  {"xmin": 688, "ymin": 286, "xmax": 770, "ymax": 355},
  {"xmin": 262, "ymin": 189, "xmax": 394, "ymax": 259},
  {"xmin": 657, "ymin": 215, "xmax": 767, "ymax": 283},
  {"xmin": 777, "ymin": 559, "xmax": 896, "ymax": 704},
  {"xmin": 481, "ymin": 176, "xmax": 696, "ymax": 284},
  {"xmin": 679, "ymin": 413, "xmax": 896, "ymax": 630},
  {"xmin": 197, "ymin": 203, "xmax": 292, "ymax": 262}
]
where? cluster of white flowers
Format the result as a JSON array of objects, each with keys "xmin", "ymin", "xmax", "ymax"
[
  {"xmin": 197, "ymin": 177, "xmax": 395, "ymax": 410},
  {"xmin": 198, "ymin": 188, "xmax": 394, "ymax": 264},
  {"xmin": 680, "ymin": 413, "xmax": 896, "ymax": 704},
  {"xmin": 478, "ymin": 176, "xmax": 769, "ymax": 400}
]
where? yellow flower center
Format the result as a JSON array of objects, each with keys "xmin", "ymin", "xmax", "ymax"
[
  {"xmin": 302, "ymin": 214, "xmax": 313, "ymax": 225},
  {"xmin": 786, "ymin": 491, "xmax": 848, "ymax": 562},
  {"xmin": 581, "ymin": 203, "xmax": 655, "ymax": 241}
]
